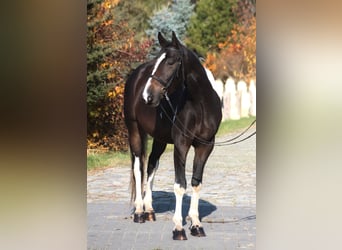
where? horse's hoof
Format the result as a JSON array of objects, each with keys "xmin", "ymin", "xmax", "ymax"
[
  {"xmin": 133, "ymin": 213, "xmax": 145, "ymax": 223},
  {"xmin": 144, "ymin": 211, "xmax": 156, "ymax": 221},
  {"xmin": 190, "ymin": 225, "xmax": 206, "ymax": 237},
  {"xmin": 172, "ymin": 229, "xmax": 187, "ymax": 240}
]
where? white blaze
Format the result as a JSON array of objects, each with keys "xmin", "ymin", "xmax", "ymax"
[{"xmin": 142, "ymin": 53, "xmax": 166, "ymax": 102}]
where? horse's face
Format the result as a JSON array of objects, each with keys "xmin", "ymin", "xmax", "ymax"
[{"xmin": 142, "ymin": 48, "xmax": 182, "ymax": 107}]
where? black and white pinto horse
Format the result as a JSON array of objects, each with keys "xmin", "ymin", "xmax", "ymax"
[{"xmin": 124, "ymin": 32, "xmax": 222, "ymax": 240}]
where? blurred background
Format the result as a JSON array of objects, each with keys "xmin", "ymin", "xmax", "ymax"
[{"xmin": 1, "ymin": 0, "xmax": 342, "ymax": 249}]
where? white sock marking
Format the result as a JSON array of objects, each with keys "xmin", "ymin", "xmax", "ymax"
[
  {"xmin": 133, "ymin": 156, "xmax": 143, "ymax": 213},
  {"xmin": 144, "ymin": 160, "xmax": 159, "ymax": 211},
  {"xmin": 173, "ymin": 183, "xmax": 185, "ymax": 230},
  {"xmin": 189, "ymin": 184, "xmax": 202, "ymax": 226}
]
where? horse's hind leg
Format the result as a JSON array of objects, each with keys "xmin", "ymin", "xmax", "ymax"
[
  {"xmin": 127, "ymin": 122, "xmax": 147, "ymax": 223},
  {"xmin": 189, "ymin": 143, "xmax": 214, "ymax": 237},
  {"xmin": 143, "ymin": 140, "xmax": 167, "ymax": 221}
]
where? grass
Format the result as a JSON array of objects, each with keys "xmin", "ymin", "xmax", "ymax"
[
  {"xmin": 87, "ymin": 151, "xmax": 130, "ymax": 171},
  {"xmin": 87, "ymin": 116, "xmax": 255, "ymax": 171},
  {"xmin": 216, "ymin": 116, "xmax": 256, "ymax": 136}
]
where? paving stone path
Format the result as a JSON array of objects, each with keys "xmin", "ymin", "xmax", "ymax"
[{"xmin": 88, "ymin": 127, "xmax": 256, "ymax": 249}]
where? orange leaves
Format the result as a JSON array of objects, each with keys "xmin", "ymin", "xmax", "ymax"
[
  {"xmin": 218, "ymin": 42, "xmax": 226, "ymax": 49},
  {"xmin": 205, "ymin": 16, "xmax": 256, "ymax": 81},
  {"xmin": 204, "ymin": 53, "xmax": 218, "ymax": 74},
  {"xmin": 101, "ymin": 0, "xmax": 120, "ymax": 10},
  {"xmin": 103, "ymin": 20, "xmax": 113, "ymax": 27},
  {"xmin": 88, "ymin": 82, "xmax": 128, "ymax": 151},
  {"xmin": 107, "ymin": 84, "xmax": 124, "ymax": 99}
]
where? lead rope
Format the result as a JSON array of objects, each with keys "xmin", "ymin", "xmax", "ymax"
[
  {"xmin": 164, "ymin": 93, "xmax": 178, "ymax": 123},
  {"xmin": 161, "ymin": 98, "xmax": 256, "ymax": 146}
]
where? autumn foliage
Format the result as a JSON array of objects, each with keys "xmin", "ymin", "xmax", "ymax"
[
  {"xmin": 87, "ymin": 0, "xmax": 152, "ymax": 151},
  {"xmin": 205, "ymin": 1, "xmax": 256, "ymax": 82}
]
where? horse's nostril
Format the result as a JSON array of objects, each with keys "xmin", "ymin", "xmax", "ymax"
[{"xmin": 147, "ymin": 95, "xmax": 153, "ymax": 103}]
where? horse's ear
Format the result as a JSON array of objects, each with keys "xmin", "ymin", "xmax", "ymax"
[
  {"xmin": 171, "ymin": 31, "xmax": 182, "ymax": 49},
  {"xmin": 158, "ymin": 32, "xmax": 168, "ymax": 48}
]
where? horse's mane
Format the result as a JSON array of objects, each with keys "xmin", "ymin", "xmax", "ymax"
[{"xmin": 182, "ymin": 46, "xmax": 207, "ymax": 76}]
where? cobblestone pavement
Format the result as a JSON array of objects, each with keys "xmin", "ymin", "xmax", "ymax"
[{"xmin": 88, "ymin": 128, "xmax": 256, "ymax": 249}]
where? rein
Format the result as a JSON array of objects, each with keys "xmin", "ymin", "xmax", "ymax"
[{"xmin": 161, "ymin": 93, "xmax": 256, "ymax": 146}]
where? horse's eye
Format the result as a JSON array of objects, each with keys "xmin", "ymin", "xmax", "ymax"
[{"xmin": 167, "ymin": 58, "xmax": 176, "ymax": 65}]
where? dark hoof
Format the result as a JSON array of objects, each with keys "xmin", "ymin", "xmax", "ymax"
[
  {"xmin": 173, "ymin": 229, "xmax": 187, "ymax": 240},
  {"xmin": 144, "ymin": 211, "xmax": 156, "ymax": 221},
  {"xmin": 190, "ymin": 225, "xmax": 206, "ymax": 237},
  {"xmin": 133, "ymin": 213, "xmax": 145, "ymax": 223}
]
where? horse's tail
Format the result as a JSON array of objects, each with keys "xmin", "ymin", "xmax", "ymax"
[{"xmin": 129, "ymin": 144, "xmax": 147, "ymax": 204}]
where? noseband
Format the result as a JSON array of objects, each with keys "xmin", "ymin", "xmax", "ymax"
[{"xmin": 149, "ymin": 75, "xmax": 170, "ymax": 90}]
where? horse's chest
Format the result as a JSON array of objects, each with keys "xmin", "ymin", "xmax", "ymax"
[{"xmin": 137, "ymin": 109, "xmax": 173, "ymax": 142}]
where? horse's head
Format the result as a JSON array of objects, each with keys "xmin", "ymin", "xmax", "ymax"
[{"xmin": 142, "ymin": 32, "xmax": 183, "ymax": 107}]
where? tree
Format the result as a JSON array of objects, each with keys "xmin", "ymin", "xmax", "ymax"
[
  {"xmin": 87, "ymin": 0, "xmax": 119, "ymax": 108},
  {"xmin": 146, "ymin": 0, "xmax": 195, "ymax": 57},
  {"xmin": 186, "ymin": 0, "xmax": 238, "ymax": 56},
  {"xmin": 87, "ymin": 0, "xmax": 152, "ymax": 151},
  {"xmin": 204, "ymin": 0, "xmax": 256, "ymax": 81},
  {"xmin": 113, "ymin": 0, "xmax": 169, "ymax": 41}
]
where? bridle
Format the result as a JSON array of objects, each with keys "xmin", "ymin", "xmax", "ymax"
[
  {"xmin": 148, "ymin": 60, "xmax": 183, "ymax": 93},
  {"xmin": 148, "ymin": 53, "xmax": 184, "ymax": 123}
]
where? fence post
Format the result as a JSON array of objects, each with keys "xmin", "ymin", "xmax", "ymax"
[
  {"xmin": 205, "ymin": 68, "xmax": 223, "ymax": 109},
  {"xmin": 237, "ymin": 80, "xmax": 250, "ymax": 118},
  {"xmin": 214, "ymin": 79, "xmax": 224, "ymax": 105},
  {"xmin": 249, "ymin": 79, "xmax": 256, "ymax": 116},
  {"xmin": 223, "ymin": 77, "xmax": 240, "ymax": 120}
]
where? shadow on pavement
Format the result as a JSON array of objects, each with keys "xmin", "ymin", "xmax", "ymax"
[{"xmin": 152, "ymin": 191, "xmax": 217, "ymax": 223}]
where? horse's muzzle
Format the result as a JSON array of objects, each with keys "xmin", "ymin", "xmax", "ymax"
[{"xmin": 144, "ymin": 94, "xmax": 161, "ymax": 107}]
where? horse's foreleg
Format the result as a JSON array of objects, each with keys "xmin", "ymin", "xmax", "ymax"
[
  {"xmin": 172, "ymin": 143, "xmax": 190, "ymax": 240},
  {"xmin": 189, "ymin": 184, "xmax": 206, "ymax": 237},
  {"xmin": 189, "ymin": 183, "xmax": 201, "ymax": 226},
  {"xmin": 144, "ymin": 140, "xmax": 167, "ymax": 221},
  {"xmin": 188, "ymin": 143, "xmax": 214, "ymax": 237},
  {"xmin": 173, "ymin": 183, "xmax": 186, "ymax": 239}
]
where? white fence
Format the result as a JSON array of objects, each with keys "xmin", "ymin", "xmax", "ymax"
[{"xmin": 206, "ymin": 69, "xmax": 256, "ymax": 121}]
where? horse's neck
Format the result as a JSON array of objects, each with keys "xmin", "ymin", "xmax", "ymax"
[
  {"xmin": 179, "ymin": 50, "xmax": 216, "ymax": 104},
  {"xmin": 185, "ymin": 69, "xmax": 212, "ymax": 93},
  {"xmin": 184, "ymin": 53, "xmax": 211, "ymax": 89}
]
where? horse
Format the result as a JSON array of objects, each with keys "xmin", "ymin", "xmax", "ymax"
[{"xmin": 123, "ymin": 31, "xmax": 222, "ymax": 240}]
